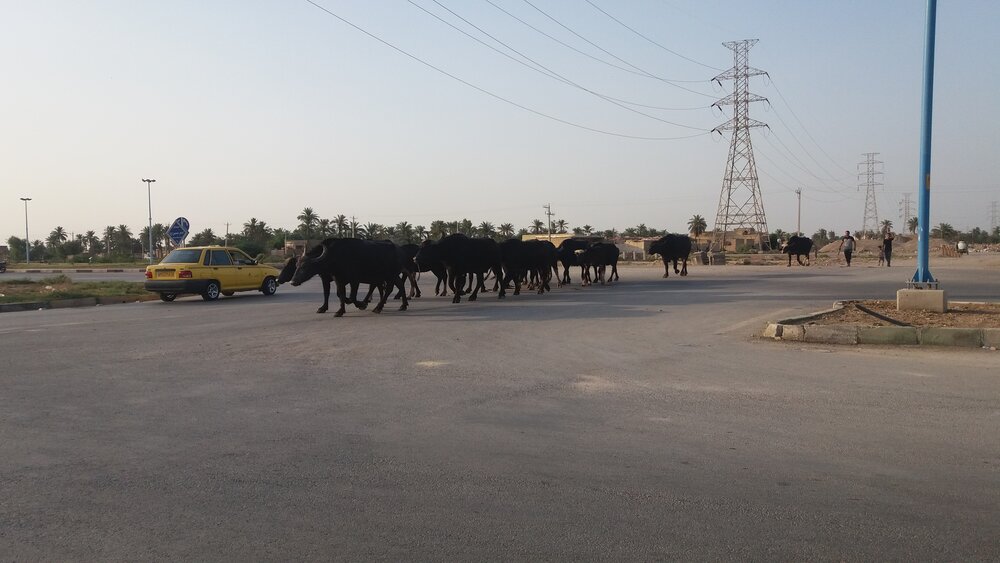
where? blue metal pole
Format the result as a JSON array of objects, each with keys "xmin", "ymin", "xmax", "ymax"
[{"xmin": 913, "ymin": 0, "xmax": 937, "ymax": 284}]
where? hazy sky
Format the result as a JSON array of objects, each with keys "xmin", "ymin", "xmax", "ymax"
[{"xmin": 2, "ymin": 0, "xmax": 998, "ymax": 241}]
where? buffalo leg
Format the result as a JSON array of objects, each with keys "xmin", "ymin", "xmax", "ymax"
[
  {"xmin": 334, "ymin": 280, "xmax": 348, "ymax": 317},
  {"xmin": 372, "ymin": 280, "xmax": 392, "ymax": 314},
  {"xmin": 356, "ymin": 284, "xmax": 377, "ymax": 309},
  {"xmin": 662, "ymin": 259, "xmax": 670, "ymax": 278},
  {"xmin": 396, "ymin": 275, "xmax": 409, "ymax": 311},
  {"xmin": 680, "ymin": 257, "xmax": 688, "ymax": 276},
  {"xmin": 788, "ymin": 253, "xmax": 793, "ymax": 267},
  {"xmin": 450, "ymin": 269, "xmax": 464, "ymax": 304},
  {"xmin": 317, "ymin": 274, "xmax": 333, "ymax": 313},
  {"xmin": 797, "ymin": 254, "xmax": 807, "ymax": 266},
  {"xmin": 468, "ymin": 272, "xmax": 484, "ymax": 302}
]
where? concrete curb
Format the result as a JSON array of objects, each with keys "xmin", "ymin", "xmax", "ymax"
[
  {"xmin": 762, "ymin": 301, "xmax": 998, "ymax": 350},
  {"xmin": 6, "ymin": 269, "xmax": 144, "ymax": 273},
  {"xmin": 0, "ymin": 295, "xmax": 155, "ymax": 313}
]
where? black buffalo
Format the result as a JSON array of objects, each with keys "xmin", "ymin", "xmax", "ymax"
[
  {"xmin": 279, "ymin": 238, "xmax": 408, "ymax": 316},
  {"xmin": 556, "ymin": 237, "xmax": 595, "ymax": 284},
  {"xmin": 414, "ymin": 234, "xmax": 504, "ymax": 303},
  {"xmin": 649, "ymin": 234, "xmax": 692, "ymax": 278},
  {"xmin": 576, "ymin": 243, "xmax": 620, "ymax": 286},
  {"xmin": 782, "ymin": 235, "xmax": 815, "ymax": 266},
  {"xmin": 499, "ymin": 239, "xmax": 557, "ymax": 296}
]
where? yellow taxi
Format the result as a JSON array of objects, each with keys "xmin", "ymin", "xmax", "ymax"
[{"xmin": 144, "ymin": 246, "xmax": 281, "ymax": 302}]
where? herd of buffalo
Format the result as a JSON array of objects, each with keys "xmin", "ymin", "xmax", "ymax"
[{"xmin": 275, "ymin": 233, "xmax": 816, "ymax": 316}]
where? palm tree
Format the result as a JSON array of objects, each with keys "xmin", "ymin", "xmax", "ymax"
[
  {"xmin": 880, "ymin": 219, "xmax": 893, "ymax": 234},
  {"xmin": 297, "ymin": 207, "xmax": 319, "ymax": 243},
  {"xmin": 317, "ymin": 218, "xmax": 333, "ymax": 238},
  {"xmin": 499, "ymin": 223, "xmax": 515, "ymax": 239},
  {"xmin": 348, "ymin": 219, "xmax": 360, "ymax": 238},
  {"xmin": 688, "ymin": 215, "xmax": 708, "ymax": 237},
  {"xmin": 936, "ymin": 223, "xmax": 956, "ymax": 241},
  {"xmin": 414, "ymin": 225, "xmax": 427, "ymax": 241},
  {"xmin": 103, "ymin": 226, "xmax": 117, "ymax": 256},
  {"xmin": 555, "ymin": 219, "xmax": 568, "ymax": 234},
  {"xmin": 361, "ymin": 223, "xmax": 383, "ymax": 240},
  {"xmin": 47, "ymin": 226, "xmax": 68, "ymax": 248},
  {"xmin": 83, "ymin": 230, "xmax": 99, "ymax": 253},
  {"xmin": 395, "ymin": 221, "xmax": 415, "ymax": 244},
  {"xmin": 478, "ymin": 221, "xmax": 495, "ymax": 239},
  {"xmin": 429, "ymin": 220, "xmax": 447, "ymax": 239},
  {"xmin": 635, "ymin": 223, "xmax": 650, "ymax": 237},
  {"xmin": 530, "ymin": 219, "xmax": 545, "ymax": 234},
  {"xmin": 582, "ymin": 224, "xmax": 594, "ymax": 236},
  {"xmin": 116, "ymin": 224, "xmax": 133, "ymax": 256},
  {"xmin": 907, "ymin": 217, "xmax": 919, "ymax": 234},
  {"xmin": 603, "ymin": 228, "xmax": 619, "ymax": 240},
  {"xmin": 334, "ymin": 214, "xmax": 348, "ymax": 237}
]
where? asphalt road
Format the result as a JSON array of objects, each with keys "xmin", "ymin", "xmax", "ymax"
[{"xmin": 1, "ymin": 256, "xmax": 998, "ymax": 560}]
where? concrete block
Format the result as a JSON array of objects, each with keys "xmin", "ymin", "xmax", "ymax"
[
  {"xmin": 802, "ymin": 325, "xmax": 858, "ymax": 345},
  {"xmin": 897, "ymin": 289, "xmax": 947, "ymax": 313},
  {"xmin": 781, "ymin": 325, "xmax": 805, "ymax": 341},
  {"xmin": 762, "ymin": 323, "xmax": 783, "ymax": 338},
  {"xmin": 0, "ymin": 302, "xmax": 45, "ymax": 313},
  {"xmin": 982, "ymin": 329, "xmax": 1000, "ymax": 349},
  {"xmin": 858, "ymin": 326, "xmax": 919, "ymax": 346},
  {"xmin": 919, "ymin": 327, "xmax": 982, "ymax": 348}
]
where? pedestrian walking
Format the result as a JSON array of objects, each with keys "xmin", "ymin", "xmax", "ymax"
[
  {"xmin": 882, "ymin": 230, "xmax": 895, "ymax": 267},
  {"xmin": 838, "ymin": 230, "xmax": 856, "ymax": 266},
  {"xmin": 877, "ymin": 244, "xmax": 885, "ymax": 266}
]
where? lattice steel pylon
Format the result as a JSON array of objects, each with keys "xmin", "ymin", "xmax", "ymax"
[
  {"xmin": 858, "ymin": 152, "xmax": 883, "ymax": 237},
  {"xmin": 711, "ymin": 39, "xmax": 770, "ymax": 252}
]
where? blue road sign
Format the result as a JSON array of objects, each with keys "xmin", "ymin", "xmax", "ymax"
[{"xmin": 168, "ymin": 217, "xmax": 190, "ymax": 245}]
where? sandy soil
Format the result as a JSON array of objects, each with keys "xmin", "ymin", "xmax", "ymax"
[{"xmin": 801, "ymin": 300, "xmax": 1000, "ymax": 329}]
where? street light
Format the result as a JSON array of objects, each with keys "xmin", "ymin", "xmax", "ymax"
[
  {"xmin": 19, "ymin": 197, "xmax": 31, "ymax": 263},
  {"xmin": 142, "ymin": 178, "xmax": 155, "ymax": 263}
]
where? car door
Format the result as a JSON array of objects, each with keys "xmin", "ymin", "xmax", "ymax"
[
  {"xmin": 228, "ymin": 249, "xmax": 258, "ymax": 289},
  {"xmin": 206, "ymin": 249, "xmax": 237, "ymax": 290}
]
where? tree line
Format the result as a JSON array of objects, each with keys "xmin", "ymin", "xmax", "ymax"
[{"xmin": 5, "ymin": 210, "xmax": 996, "ymax": 263}]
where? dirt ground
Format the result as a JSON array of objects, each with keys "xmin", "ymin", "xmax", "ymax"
[{"xmin": 800, "ymin": 300, "xmax": 1000, "ymax": 329}]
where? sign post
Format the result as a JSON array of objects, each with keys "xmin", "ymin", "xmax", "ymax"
[{"xmin": 168, "ymin": 217, "xmax": 190, "ymax": 247}]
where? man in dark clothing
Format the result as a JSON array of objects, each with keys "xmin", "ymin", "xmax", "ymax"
[
  {"xmin": 838, "ymin": 230, "xmax": 856, "ymax": 266},
  {"xmin": 882, "ymin": 231, "xmax": 895, "ymax": 267}
]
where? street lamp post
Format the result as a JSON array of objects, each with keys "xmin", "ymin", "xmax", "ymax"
[
  {"xmin": 142, "ymin": 178, "xmax": 156, "ymax": 263},
  {"xmin": 19, "ymin": 197, "xmax": 31, "ymax": 263}
]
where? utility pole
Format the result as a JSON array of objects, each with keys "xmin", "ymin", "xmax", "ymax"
[
  {"xmin": 543, "ymin": 204, "xmax": 554, "ymax": 242},
  {"xmin": 795, "ymin": 188, "xmax": 802, "ymax": 236},
  {"xmin": 711, "ymin": 39, "xmax": 770, "ymax": 252},
  {"xmin": 911, "ymin": 0, "xmax": 937, "ymax": 287},
  {"xmin": 142, "ymin": 178, "xmax": 155, "ymax": 263},
  {"xmin": 225, "ymin": 222, "xmax": 230, "ymax": 246},
  {"xmin": 858, "ymin": 153, "xmax": 883, "ymax": 237},
  {"xmin": 351, "ymin": 215, "xmax": 357, "ymax": 238},
  {"xmin": 20, "ymin": 197, "xmax": 31, "ymax": 263}
]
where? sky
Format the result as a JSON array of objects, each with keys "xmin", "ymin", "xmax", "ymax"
[{"xmin": 2, "ymin": 0, "xmax": 998, "ymax": 242}]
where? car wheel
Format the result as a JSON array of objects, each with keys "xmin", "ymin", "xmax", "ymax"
[
  {"xmin": 261, "ymin": 277, "xmax": 277, "ymax": 296},
  {"xmin": 202, "ymin": 281, "xmax": 221, "ymax": 301},
  {"xmin": 159, "ymin": 293, "xmax": 177, "ymax": 302}
]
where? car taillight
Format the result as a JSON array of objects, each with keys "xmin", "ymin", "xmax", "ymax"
[
  {"xmin": 145, "ymin": 270, "xmax": 153, "ymax": 279},
  {"xmin": 179, "ymin": 270, "xmax": 193, "ymax": 279}
]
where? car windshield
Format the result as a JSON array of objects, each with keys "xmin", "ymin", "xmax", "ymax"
[{"xmin": 161, "ymin": 249, "xmax": 203, "ymax": 264}]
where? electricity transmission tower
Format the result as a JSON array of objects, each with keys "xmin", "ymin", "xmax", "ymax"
[
  {"xmin": 991, "ymin": 201, "xmax": 998, "ymax": 232},
  {"xmin": 899, "ymin": 193, "xmax": 913, "ymax": 229},
  {"xmin": 858, "ymin": 152, "xmax": 883, "ymax": 237},
  {"xmin": 711, "ymin": 39, "xmax": 770, "ymax": 251}
]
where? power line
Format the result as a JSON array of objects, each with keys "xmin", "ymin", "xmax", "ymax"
[
  {"xmin": 411, "ymin": 0, "xmax": 709, "ymax": 130},
  {"xmin": 518, "ymin": 0, "xmax": 717, "ymax": 97},
  {"xmin": 303, "ymin": 0, "xmax": 708, "ymax": 141},
  {"xmin": 767, "ymin": 78, "xmax": 855, "ymax": 176},
  {"xmin": 583, "ymin": 0, "xmax": 725, "ymax": 72}
]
